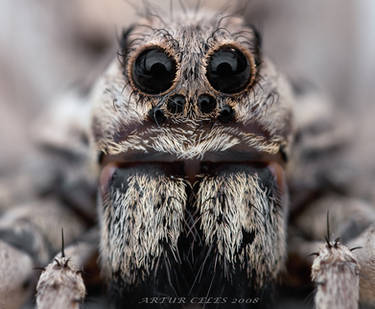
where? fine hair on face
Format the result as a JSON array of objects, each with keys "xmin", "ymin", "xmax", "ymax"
[{"xmin": 91, "ymin": 3, "xmax": 294, "ymax": 308}]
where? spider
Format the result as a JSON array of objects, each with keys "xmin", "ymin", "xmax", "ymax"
[{"xmin": 0, "ymin": 3, "xmax": 374, "ymax": 309}]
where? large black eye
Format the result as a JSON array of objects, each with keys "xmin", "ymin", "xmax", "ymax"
[
  {"xmin": 132, "ymin": 47, "xmax": 177, "ymax": 94},
  {"xmin": 206, "ymin": 46, "xmax": 252, "ymax": 94}
]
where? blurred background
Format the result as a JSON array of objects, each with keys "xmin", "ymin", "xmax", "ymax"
[{"xmin": 0, "ymin": 0, "xmax": 374, "ymax": 175}]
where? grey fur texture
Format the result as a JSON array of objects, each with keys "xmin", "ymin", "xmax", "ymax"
[
  {"xmin": 89, "ymin": 5, "xmax": 294, "ymax": 298},
  {"xmin": 36, "ymin": 256, "xmax": 86, "ymax": 309},
  {"xmin": 100, "ymin": 172, "xmax": 187, "ymax": 285},
  {"xmin": 90, "ymin": 9, "xmax": 294, "ymax": 159},
  {"xmin": 312, "ymin": 241, "xmax": 360, "ymax": 309},
  {"xmin": 196, "ymin": 171, "xmax": 286, "ymax": 287}
]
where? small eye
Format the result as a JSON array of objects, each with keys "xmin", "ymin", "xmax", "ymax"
[
  {"xmin": 206, "ymin": 46, "xmax": 252, "ymax": 94},
  {"xmin": 131, "ymin": 47, "xmax": 177, "ymax": 94}
]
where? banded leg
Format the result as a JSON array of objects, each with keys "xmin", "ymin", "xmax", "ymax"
[
  {"xmin": 0, "ymin": 198, "xmax": 88, "ymax": 309},
  {"xmin": 36, "ymin": 228, "xmax": 98, "ymax": 309}
]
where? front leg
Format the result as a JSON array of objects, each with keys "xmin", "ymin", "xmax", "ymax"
[
  {"xmin": 312, "ymin": 240, "xmax": 360, "ymax": 309},
  {"xmin": 0, "ymin": 240, "xmax": 33, "ymax": 309},
  {"xmin": 0, "ymin": 198, "xmax": 88, "ymax": 309},
  {"xmin": 36, "ymin": 228, "xmax": 98, "ymax": 309},
  {"xmin": 288, "ymin": 195, "xmax": 375, "ymax": 308}
]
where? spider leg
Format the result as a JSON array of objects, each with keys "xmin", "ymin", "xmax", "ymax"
[
  {"xmin": 288, "ymin": 194, "xmax": 375, "ymax": 308},
  {"xmin": 36, "ymin": 255, "xmax": 86, "ymax": 309},
  {"xmin": 0, "ymin": 240, "xmax": 33, "ymax": 309},
  {"xmin": 0, "ymin": 198, "xmax": 88, "ymax": 309},
  {"xmin": 311, "ymin": 240, "xmax": 359, "ymax": 309},
  {"xmin": 36, "ymin": 228, "xmax": 98, "ymax": 309},
  {"xmin": 0, "ymin": 199, "xmax": 87, "ymax": 265},
  {"xmin": 348, "ymin": 225, "xmax": 375, "ymax": 306}
]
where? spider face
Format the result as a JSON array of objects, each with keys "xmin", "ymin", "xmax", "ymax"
[{"xmin": 90, "ymin": 8, "xmax": 295, "ymax": 307}]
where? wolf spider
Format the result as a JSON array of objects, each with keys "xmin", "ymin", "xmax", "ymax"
[{"xmin": 0, "ymin": 3, "xmax": 374, "ymax": 309}]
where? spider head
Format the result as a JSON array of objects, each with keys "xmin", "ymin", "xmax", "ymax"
[{"xmin": 90, "ymin": 7, "xmax": 295, "ymax": 304}]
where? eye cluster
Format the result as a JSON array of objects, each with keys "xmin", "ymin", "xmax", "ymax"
[{"xmin": 129, "ymin": 45, "xmax": 256, "ymax": 96}]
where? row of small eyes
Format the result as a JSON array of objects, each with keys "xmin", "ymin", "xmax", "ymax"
[{"xmin": 128, "ymin": 45, "xmax": 256, "ymax": 96}]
